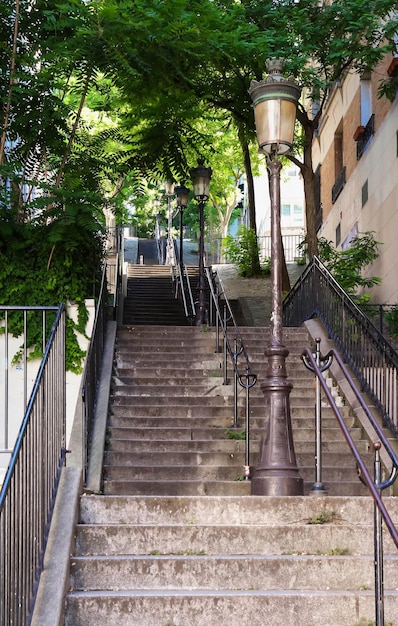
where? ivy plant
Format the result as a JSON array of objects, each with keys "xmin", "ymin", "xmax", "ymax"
[{"xmin": 0, "ymin": 207, "xmax": 105, "ymax": 373}]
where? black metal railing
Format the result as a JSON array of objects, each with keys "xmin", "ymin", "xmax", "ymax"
[
  {"xmin": 0, "ymin": 305, "xmax": 65, "ymax": 626},
  {"xmin": 170, "ymin": 239, "xmax": 196, "ymax": 322},
  {"xmin": 360, "ymin": 303, "xmax": 398, "ymax": 341},
  {"xmin": 331, "ymin": 165, "xmax": 346, "ymax": 203},
  {"xmin": 283, "ymin": 257, "xmax": 398, "ymax": 437},
  {"xmin": 81, "ymin": 264, "xmax": 110, "ymax": 484},
  {"xmin": 206, "ymin": 234, "xmax": 305, "ymax": 265},
  {"xmin": 206, "ymin": 267, "xmax": 257, "ymax": 479},
  {"xmin": 302, "ymin": 344, "xmax": 398, "ymax": 626},
  {"xmin": 357, "ymin": 113, "xmax": 375, "ymax": 159}
]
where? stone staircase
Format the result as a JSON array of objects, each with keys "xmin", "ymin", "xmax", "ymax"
[
  {"xmin": 65, "ymin": 324, "xmax": 398, "ymax": 625},
  {"xmin": 67, "ymin": 495, "xmax": 398, "ymax": 626},
  {"xmin": 123, "ymin": 265, "xmax": 199, "ymax": 326}
]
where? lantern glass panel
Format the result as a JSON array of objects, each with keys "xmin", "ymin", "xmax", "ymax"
[{"xmin": 254, "ymin": 99, "xmax": 297, "ymax": 155}]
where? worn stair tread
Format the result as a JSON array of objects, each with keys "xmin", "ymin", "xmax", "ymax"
[
  {"xmin": 65, "ymin": 593, "xmax": 398, "ymax": 626},
  {"xmin": 67, "ymin": 588, "xmax": 398, "ymax": 598},
  {"xmin": 78, "ymin": 495, "xmax": 398, "ymax": 524},
  {"xmin": 102, "ymin": 478, "xmax": 368, "ymax": 497},
  {"xmin": 105, "ymin": 438, "xmax": 371, "ymax": 455}
]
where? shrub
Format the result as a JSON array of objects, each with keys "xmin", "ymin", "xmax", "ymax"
[
  {"xmin": 298, "ymin": 231, "xmax": 381, "ymax": 302},
  {"xmin": 222, "ymin": 225, "xmax": 269, "ymax": 277}
]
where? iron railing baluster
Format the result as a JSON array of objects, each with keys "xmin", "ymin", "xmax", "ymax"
[
  {"xmin": 205, "ymin": 268, "xmax": 257, "ymax": 480},
  {"xmin": 284, "ymin": 257, "xmax": 398, "ymax": 437},
  {"xmin": 0, "ymin": 305, "xmax": 65, "ymax": 626}
]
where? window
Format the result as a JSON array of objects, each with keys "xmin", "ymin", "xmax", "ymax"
[
  {"xmin": 360, "ymin": 75, "xmax": 372, "ymax": 127},
  {"xmin": 362, "ymin": 180, "xmax": 368, "ymax": 207},
  {"xmin": 293, "ymin": 205, "xmax": 303, "ymax": 223},
  {"xmin": 357, "ymin": 115, "xmax": 374, "ymax": 159},
  {"xmin": 355, "ymin": 75, "xmax": 374, "ymax": 159},
  {"xmin": 314, "ymin": 165, "xmax": 322, "ymax": 232},
  {"xmin": 336, "ymin": 223, "xmax": 341, "ymax": 247},
  {"xmin": 334, "ymin": 132, "xmax": 343, "ymax": 177},
  {"xmin": 332, "ymin": 125, "xmax": 345, "ymax": 203}
]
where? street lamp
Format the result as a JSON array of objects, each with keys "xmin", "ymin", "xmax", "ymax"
[
  {"xmin": 190, "ymin": 160, "xmax": 212, "ymax": 325},
  {"xmin": 248, "ymin": 58, "xmax": 304, "ymax": 496},
  {"xmin": 174, "ymin": 184, "xmax": 190, "ymax": 268},
  {"xmin": 165, "ymin": 181, "xmax": 175, "ymax": 265}
]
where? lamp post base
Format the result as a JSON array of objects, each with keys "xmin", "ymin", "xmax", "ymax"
[
  {"xmin": 251, "ymin": 343, "xmax": 304, "ymax": 496},
  {"xmin": 251, "ymin": 473, "xmax": 304, "ymax": 496}
]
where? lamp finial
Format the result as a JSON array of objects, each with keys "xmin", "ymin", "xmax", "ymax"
[{"xmin": 266, "ymin": 58, "xmax": 285, "ymax": 75}]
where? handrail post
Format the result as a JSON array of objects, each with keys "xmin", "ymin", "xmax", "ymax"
[
  {"xmin": 374, "ymin": 441, "xmax": 384, "ymax": 626},
  {"xmin": 222, "ymin": 306, "xmax": 228, "ymax": 385},
  {"xmin": 312, "ymin": 338, "xmax": 326, "ymax": 495},
  {"xmin": 215, "ymin": 293, "xmax": 221, "ymax": 354},
  {"xmin": 301, "ymin": 338, "xmax": 333, "ymax": 495},
  {"xmin": 233, "ymin": 338, "xmax": 239, "ymax": 428},
  {"xmin": 244, "ymin": 369, "xmax": 251, "ymax": 480}
]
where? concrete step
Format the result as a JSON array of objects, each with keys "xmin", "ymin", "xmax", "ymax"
[
  {"xmin": 105, "ymin": 411, "xmax": 354, "ymax": 434},
  {"xmin": 115, "ymin": 338, "xmax": 310, "ymax": 352},
  {"xmin": 74, "ymin": 520, "xmax": 394, "ymax": 558},
  {"xmin": 79, "ymin": 495, "xmax": 398, "ymax": 525},
  {"xmin": 109, "ymin": 384, "xmax": 324, "ymax": 399},
  {"xmin": 106, "ymin": 435, "xmax": 371, "ymax": 455},
  {"xmin": 107, "ymin": 403, "xmax": 352, "ymax": 419},
  {"xmin": 106, "ymin": 413, "xmax": 353, "ymax": 428},
  {"xmin": 114, "ymin": 355, "xmax": 221, "ymax": 368},
  {"xmin": 113, "ymin": 367, "xmax": 224, "ymax": 380},
  {"xmin": 102, "ymin": 478, "xmax": 368, "ymax": 497},
  {"xmin": 115, "ymin": 348, "xmax": 309, "ymax": 360},
  {"xmin": 112, "ymin": 372, "xmax": 314, "ymax": 386},
  {"xmin": 102, "ymin": 463, "xmax": 365, "ymax": 484},
  {"xmin": 65, "ymin": 589, "xmax": 398, "ymax": 626},
  {"xmin": 103, "ymin": 479, "xmax": 251, "ymax": 496},
  {"xmin": 70, "ymin": 553, "xmax": 398, "ymax": 591},
  {"xmin": 102, "ymin": 450, "xmax": 368, "ymax": 470},
  {"xmin": 109, "ymin": 395, "xmax": 351, "ymax": 410},
  {"xmin": 66, "ymin": 494, "xmax": 398, "ymax": 624},
  {"xmin": 108, "ymin": 414, "xmax": 362, "ymax": 442}
]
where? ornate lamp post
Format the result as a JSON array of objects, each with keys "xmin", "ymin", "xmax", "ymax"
[
  {"xmin": 190, "ymin": 160, "xmax": 212, "ymax": 325},
  {"xmin": 165, "ymin": 181, "xmax": 175, "ymax": 265},
  {"xmin": 248, "ymin": 58, "xmax": 304, "ymax": 496},
  {"xmin": 174, "ymin": 184, "xmax": 190, "ymax": 268}
]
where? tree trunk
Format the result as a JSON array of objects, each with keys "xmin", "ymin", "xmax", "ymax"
[
  {"xmin": 238, "ymin": 125, "xmax": 262, "ymax": 275},
  {"xmin": 0, "ymin": 0, "xmax": 19, "ymax": 167},
  {"xmin": 294, "ymin": 110, "xmax": 319, "ymax": 260}
]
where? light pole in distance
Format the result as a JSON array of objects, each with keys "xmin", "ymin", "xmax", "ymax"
[
  {"xmin": 174, "ymin": 184, "xmax": 190, "ymax": 269},
  {"xmin": 190, "ymin": 160, "xmax": 212, "ymax": 326}
]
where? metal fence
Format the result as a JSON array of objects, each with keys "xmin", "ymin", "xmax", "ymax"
[
  {"xmin": 283, "ymin": 257, "xmax": 398, "ymax": 437},
  {"xmin": 81, "ymin": 263, "xmax": 113, "ymax": 484},
  {"xmin": 0, "ymin": 305, "xmax": 65, "ymax": 625},
  {"xmin": 207, "ymin": 233, "xmax": 305, "ymax": 264}
]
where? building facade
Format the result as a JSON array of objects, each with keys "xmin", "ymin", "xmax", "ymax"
[
  {"xmin": 313, "ymin": 52, "xmax": 398, "ymax": 303},
  {"xmin": 254, "ymin": 161, "xmax": 305, "ymax": 262}
]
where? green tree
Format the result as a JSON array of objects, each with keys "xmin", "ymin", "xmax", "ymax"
[{"xmin": 300, "ymin": 231, "xmax": 381, "ymax": 302}]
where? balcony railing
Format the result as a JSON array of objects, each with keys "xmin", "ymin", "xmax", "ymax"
[
  {"xmin": 332, "ymin": 166, "xmax": 346, "ymax": 203},
  {"xmin": 356, "ymin": 114, "xmax": 375, "ymax": 159}
]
